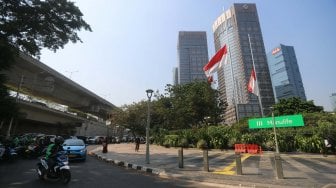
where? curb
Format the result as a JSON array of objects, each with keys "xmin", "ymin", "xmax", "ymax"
[
  {"xmin": 90, "ymin": 152, "xmax": 162, "ymax": 175},
  {"xmin": 88, "ymin": 150, "xmax": 336, "ymax": 188}
]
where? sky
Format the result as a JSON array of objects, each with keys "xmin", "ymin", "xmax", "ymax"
[{"xmin": 40, "ymin": 0, "xmax": 336, "ymax": 111}]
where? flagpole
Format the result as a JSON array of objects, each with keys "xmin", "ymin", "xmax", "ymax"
[{"xmin": 248, "ymin": 34, "xmax": 264, "ymax": 117}]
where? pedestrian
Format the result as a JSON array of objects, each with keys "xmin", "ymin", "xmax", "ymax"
[
  {"xmin": 322, "ymin": 137, "xmax": 333, "ymax": 156},
  {"xmin": 102, "ymin": 137, "xmax": 108, "ymax": 153},
  {"xmin": 135, "ymin": 137, "xmax": 140, "ymax": 152}
]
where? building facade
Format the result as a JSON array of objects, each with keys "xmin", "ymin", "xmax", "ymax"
[
  {"xmin": 331, "ymin": 93, "xmax": 336, "ymax": 112},
  {"xmin": 267, "ymin": 44, "xmax": 306, "ymax": 102},
  {"xmin": 173, "ymin": 67, "xmax": 178, "ymax": 86},
  {"xmin": 177, "ymin": 31, "xmax": 209, "ymax": 84},
  {"xmin": 212, "ymin": 3, "xmax": 275, "ymax": 124}
]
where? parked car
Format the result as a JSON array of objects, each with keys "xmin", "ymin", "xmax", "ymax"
[
  {"xmin": 115, "ymin": 136, "xmax": 121, "ymax": 144},
  {"xmin": 76, "ymin": 136, "xmax": 89, "ymax": 144},
  {"xmin": 88, "ymin": 136, "xmax": 105, "ymax": 144},
  {"xmin": 62, "ymin": 139, "xmax": 87, "ymax": 161}
]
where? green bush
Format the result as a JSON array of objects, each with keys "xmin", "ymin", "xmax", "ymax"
[
  {"xmin": 207, "ymin": 126, "xmax": 229, "ymax": 149},
  {"xmin": 163, "ymin": 140, "xmax": 170, "ymax": 148},
  {"xmin": 178, "ymin": 138, "xmax": 189, "ymax": 148},
  {"xmin": 149, "ymin": 112, "xmax": 336, "ymax": 153},
  {"xmin": 178, "ymin": 129, "xmax": 197, "ymax": 146},
  {"xmin": 196, "ymin": 139, "xmax": 208, "ymax": 149},
  {"xmin": 163, "ymin": 135, "xmax": 179, "ymax": 147},
  {"xmin": 195, "ymin": 127, "xmax": 210, "ymax": 143},
  {"xmin": 152, "ymin": 128, "xmax": 169, "ymax": 145},
  {"xmin": 295, "ymin": 134, "xmax": 323, "ymax": 153}
]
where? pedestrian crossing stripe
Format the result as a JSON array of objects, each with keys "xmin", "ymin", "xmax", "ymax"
[{"xmin": 213, "ymin": 153, "xmax": 252, "ymax": 175}]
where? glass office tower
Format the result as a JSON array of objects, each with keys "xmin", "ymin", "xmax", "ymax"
[
  {"xmin": 173, "ymin": 67, "xmax": 178, "ymax": 86},
  {"xmin": 331, "ymin": 93, "xmax": 336, "ymax": 112},
  {"xmin": 267, "ymin": 44, "xmax": 306, "ymax": 102},
  {"xmin": 177, "ymin": 31, "xmax": 209, "ymax": 84},
  {"xmin": 212, "ymin": 3, "xmax": 275, "ymax": 124}
]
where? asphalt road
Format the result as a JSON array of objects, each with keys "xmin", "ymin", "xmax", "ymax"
[{"xmin": 0, "ymin": 156, "xmax": 216, "ymax": 188}]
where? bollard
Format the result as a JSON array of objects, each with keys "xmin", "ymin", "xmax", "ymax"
[
  {"xmin": 235, "ymin": 152, "xmax": 242, "ymax": 175},
  {"xmin": 274, "ymin": 153, "xmax": 284, "ymax": 179},
  {"xmin": 178, "ymin": 147, "xmax": 184, "ymax": 168},
  {"xmin": 203, "ymin": 149, "xmax": 209, "ymax": 172}
]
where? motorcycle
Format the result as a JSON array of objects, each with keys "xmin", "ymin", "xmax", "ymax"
[
  {"xmin": 0, "ymin": 143, "xmax": 5, "ymax": 160},
  {"xmin": 36, "ymin": 151, "xmax": 71, "ymax": 184},
  {"xmin": 25, "ymin": 144, "xmax": 45, "ymax": 159},
  {"xmin": 0, "ymin": 144, "xmax": 18, "ymax": 162}
]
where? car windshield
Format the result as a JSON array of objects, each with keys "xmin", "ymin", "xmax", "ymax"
[{"xmin": 63, "ymin": 139, "xmax": 85, "ymax": 146}]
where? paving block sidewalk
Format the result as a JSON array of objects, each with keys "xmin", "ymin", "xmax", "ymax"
[{"xmin": 89, "ymin": 143, "xmax": 336, "ymax": 188}]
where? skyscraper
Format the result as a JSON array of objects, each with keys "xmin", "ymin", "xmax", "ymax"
[
  {"xmin": 267, "ymin": 44, "xmax": 306, "ymax": 102},
  {"xmin": 173, "ymin": 67, "xmax": 178, "ymax": 86},
  {"xmin": 330, "ymin": 93, "xmax": 336, "ymax": 112},
  {"xmin": 212, "ymin": 3, "xmax": 275, "ymax": 124},
  {"xmin": 177, "ymin": 31, "xmax": 209, "ymax": 84}
]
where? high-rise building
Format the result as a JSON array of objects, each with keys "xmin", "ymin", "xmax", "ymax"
[
  {"xmin": 330, "ymin": 93, "xmax": 336, "ymax": 112},
  {"xmin": 212, "ymin": 3, "xmax": 275, "ymax": 124},
  {"xmin": 177, "ymin": 31, "xmax": 209, "ymax": 84},
  {"xmin": 173, "ymin": 67, "xmax": 178, "ymax": 86},
  {"xmin": 267, "ymin": 44, "xmax": 306, "ymax": 102}
]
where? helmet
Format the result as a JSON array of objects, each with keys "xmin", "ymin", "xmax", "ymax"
[{"xmin": 55, "ymin": 136, "xmax": 64, "ymax": 145}]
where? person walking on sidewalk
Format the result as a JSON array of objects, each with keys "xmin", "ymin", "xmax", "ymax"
[
  {"xmin": 102, "ymin": 137, "xmax": 108, "ymax": 153},
  {"xmin": 135, "ymin": 137, "xmax": 140, "ymax": 152}
]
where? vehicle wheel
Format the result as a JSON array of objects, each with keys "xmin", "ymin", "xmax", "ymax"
[
  {"xmin": 37, "ymin": 166, "xmax": 45, "ymax": 180},
  {"xmin": 60, "ymin": 169, "xmax": 71, "ymax": 184},
  {"xmin": 10, "ymin": 154, "xmax": 18, "ymax": 162}
]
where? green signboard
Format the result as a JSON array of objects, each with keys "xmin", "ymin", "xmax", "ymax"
[{"xmin": 248, "ymin": 114, "xmax": 304, "ymax": 129}]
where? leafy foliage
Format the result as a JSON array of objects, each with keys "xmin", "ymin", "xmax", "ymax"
[
  {"xmin": 158, "ymin": 81, "xmax": 224, "ymax": 129},
  {"xmin": 163, "ymin": 135, "xmax": 179, "ymax": 148},
  {"xmin": 196, "ymin": 139, "xmax": 208, "ymax": 149},
  {"xmin": 273, "ymin": 97, "xmax": 323, "ymax": 115},
  {"xmin": 110, "ymin": 102, "xmax": 147, "ymax": 137},
  {"xmin": 112, "ymin": 81, "xmax": 224, "ymax": 136},
  {"xmin": 0, "ymin": 0, "xmax": 91, "ymax": 124},
  {"xmin": 0, "ymin": 0, "xmax": 92, "ymax": 57},
  {"xmin": 0, "ymin": 78, "xmax": 18, "ymax": 121},
  {"xmin": 0, "ymin": 44, "xmax": 18, "ymax": 121},
  {"xmin": 152, "ymin": 112, "xmax": 336, "ymax": 153}
]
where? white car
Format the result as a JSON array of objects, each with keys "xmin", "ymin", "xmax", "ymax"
[{"xmin": 88, "ymin": 136, "xmax": 105, "ymax": 144}]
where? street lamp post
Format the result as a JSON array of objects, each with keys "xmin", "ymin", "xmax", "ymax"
[
  {"xmin": 145, "ymin": 89, "xmax": 153, "ymax": 164},
  {"xmin": 270, "ymin": 107, "xmax": 279, "ymax": 153},
  {"xmin": 270, "ymin": 107, "xmax": 283, "ymax": 179}
]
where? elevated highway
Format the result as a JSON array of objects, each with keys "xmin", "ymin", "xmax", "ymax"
[{"xmin": 1, "ymin": 52, "xmax": 117, "ymax": 136}]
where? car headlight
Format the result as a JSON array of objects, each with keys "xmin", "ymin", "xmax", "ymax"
[{"xmin": 80, "ymin": 149, "xmax": 87, "ymax": 153}]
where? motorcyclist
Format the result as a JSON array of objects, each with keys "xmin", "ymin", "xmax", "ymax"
[{"xmin": 45, "ymin": 136, "xmax": 64, "ymax": 173}]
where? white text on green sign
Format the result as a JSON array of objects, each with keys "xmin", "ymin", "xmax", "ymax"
[{"xmin": 248, "ymin": 114, "xmax": 304, "ymax": 129}]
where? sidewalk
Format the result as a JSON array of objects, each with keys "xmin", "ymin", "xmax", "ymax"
[{"xmin": 89, "ymin": 143, "xmax": 336, "ymax": 188}]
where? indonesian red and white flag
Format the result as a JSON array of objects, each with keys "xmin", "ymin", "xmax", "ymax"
[
  {"xmin": 248, "ymin": 67, "xmax": 259, "ymax": 96},
  {"xmin": 203, "ymin": 45, "xmax": 228, "ymax": 78}
]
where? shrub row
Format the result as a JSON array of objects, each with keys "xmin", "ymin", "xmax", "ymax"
[{"xmin": 151, "ymin": 113, "xmax": 336, "ymax": 153}]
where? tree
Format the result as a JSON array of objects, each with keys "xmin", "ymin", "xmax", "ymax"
[
  {"xmin": 0, "ymin": 42, "xmax": 17, "ymax": 124},
  {"xmin": 110, "ymin": 102, "xmax": 147, "ymax": 137},
  {"xmin": 273, "ymin": 97, "xmax": 324, "ymax": 115},
  {"xmin": 0, "ymin": 0, "xmax": 91, "ymax": 132},
  {"xmin": 157, "ymin": 81, "xmax": 224, "ymax": 129},
  {"xmin": 0, "ymin": 0, "xmax": 91, "ymax": 57},
  {"xmin": 110, "ymin": 81, "xmax": 224, "ymax": 135},
  {"xmin": 0, "ymin": 75, "xmax": 18, "ymax": 122}
]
